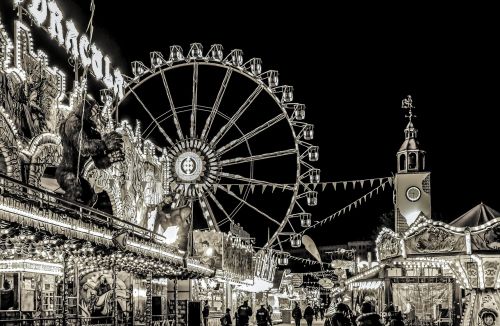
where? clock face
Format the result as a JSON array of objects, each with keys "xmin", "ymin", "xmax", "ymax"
[{"xmin": 406, "ymin": 186, "xmax": 421, "ymax": 202}]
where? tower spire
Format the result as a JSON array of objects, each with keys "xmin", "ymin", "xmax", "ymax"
[
  {"xmin": 397, "ymin": 95, "xmax": 425, "ymax": 173},
  {"xmin": 402, "ymin": 94, "xmax": 415, "ymax": 122}
]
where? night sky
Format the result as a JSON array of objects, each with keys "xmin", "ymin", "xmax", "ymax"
[{"xmin": 1, "ymin": 2, "xmax": 499, "ymax": 248}]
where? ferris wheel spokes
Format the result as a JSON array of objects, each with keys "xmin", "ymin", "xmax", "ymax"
[
  {"xmin": 219, "ymin": 172, "xmax": 294, "ymax": 191},
  {"xmin": 216, "ymin": 113, "xmax": 286, "ymax": 156},
  {"xmin": 159, "ymin": 69, "xmax": 184, "ymax": 140},
  {"xmin": 200, "ymin": 69, "xmax": 233, "ymax": 141},
  {"xmin": 197, "ymin": 190, "xmax": 219, "ymax": 231},
  {"xmin": 219, "ymin": 148, "xmax": 297, "ymax": 166},
  {"xmin": 210, "ymin": 85, "xmax": 264, "ymax": 147},
  {"xmin": 128, "ymin": 86, "xmax": 175, "ymax": 147},
  {"xmin": 190, "ymin": 63, "xmax": 199, "ymax": 138},
  {"xmin": 216, "ymin": 184, "xmax": 282, "ymax": 226},
  {"xmin": 205, "ymin": 188, "xmax": 235, "ymax": 227}
]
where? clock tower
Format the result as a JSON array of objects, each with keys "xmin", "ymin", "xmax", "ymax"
[{"xmin": 394, "ymin": 95, "xmax": 431, "ymax": 233}]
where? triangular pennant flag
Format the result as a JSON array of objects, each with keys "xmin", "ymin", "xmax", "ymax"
[
  {"xmin": 351, "ymin": 181, "xmax": 356, "ymax": 189},
  {"xmin": 370, "ymin": 179, "xmax": 375, "ymax": 187},
  {"xmin": 360, "ymin": 180, "xmax": 365, "ymax": 188},
  {"xmin": 348, "ymin": 204, "xmax": 352, "ymax": 211},
  {"xmin": 272, "ymin": 185, "xmax": 276, "ymax": 193},
  {"xmin": 313, "ymin": 183, "xmax": 318, "ymax": 190},
  {"xmin": 354, "ymin": 201, "xmax": 357, "ymax": 208},
  {"xmin": 250, "ymin": 185, "xmax": 255, "ymax": 193},
  {"xmin": 262, "ymin": 185, "xmax": 268, "ymax": 193},
  {"xmin": 381, "ymin": 183, "xmax": 386, "ymax": 191},
  {"xmin": 214, "ymin": 186, "xmax": 218, "ymax": 194},
  {"xmin": 388, "ymin": 177, "xmax": 393, "ymax": 187},
  {"xmin": 333, "ymin": 182, "xmax": 337, "ymax": 190},
  {"xmin": 227, "ymin": 184, "xmax": 232, "ymax": 193},
  {"xmin": 239, "ymin": 184, "xmax": 245, "ymax": 194},
  {"xmin": 322, "ymin": 183, "xmax": 328, "ymax": 191},
  {"xmin": 369, "ymin": 191, "xmax": 373, "ymax": 198},
  {"xmin": 343, "ymin": 181, "xmax": 348, "ymax": 190},
  {"xmin": 282, "ymin": 185, "xmax": 286, "ymax": 192},
  {"xmin": 379, "ymin": 178, "xmax": 383, "ymax": 185},
  {"xmin": 376, "ymin": 188, "xmax": 379, "ymax": 194},
  {"xmin": 364, "ymin": 194, "xmax": 367, "ymax": 202}
]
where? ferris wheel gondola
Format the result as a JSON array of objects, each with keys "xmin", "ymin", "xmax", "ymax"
[{"xmin": 112, "ymin": 43, "xmax": 320, "ymax": 248}]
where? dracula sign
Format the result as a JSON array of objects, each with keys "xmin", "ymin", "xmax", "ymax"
[{"xmin": 14, "ymin": 0, "xmax": 125, "ymax": 99}]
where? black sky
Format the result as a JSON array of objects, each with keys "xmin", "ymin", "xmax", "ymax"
[{"xmin": 1, "ymin": 2, "xmax": 499, "ymax": 247}]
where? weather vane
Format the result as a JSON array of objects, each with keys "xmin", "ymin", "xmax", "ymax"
[{"xmin": 402, "ymin": 95, "xmax": 415, "ymax": 121}]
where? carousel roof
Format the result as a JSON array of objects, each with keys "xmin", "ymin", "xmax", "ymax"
[{"xmin": 449, "ymin": 203, "xmax": 500, "ymax": 227}]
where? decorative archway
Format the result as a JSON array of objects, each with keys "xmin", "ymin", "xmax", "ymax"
[
  {"xmin": 27, "ymin": 133, "xmax": 62, "ymax": 187},
  {"xmin": 0, "ymin": 107, "xmax": 21, "ymax": 179}
]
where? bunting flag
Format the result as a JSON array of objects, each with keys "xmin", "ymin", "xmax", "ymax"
[
  {"xmin": 299, "ymin": 178, "xmax": 393, "ymax": 234},
  {"xmin": 217, "ymin": 176, "xmax": 391, "ymax": 193}
]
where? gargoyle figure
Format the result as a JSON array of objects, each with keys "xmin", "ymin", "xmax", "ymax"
[{"xmin": 56, "ymin": 97, "xmax": 124, "ymax": 205}]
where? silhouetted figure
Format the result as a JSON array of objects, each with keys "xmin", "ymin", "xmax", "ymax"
[
  {"xmin": 292, "ymin": 303, "xmax": 302, "ymax": 326},
  {"xmin": 237, "ymin": 300, "xmax": 253, "ymax": 326},
  {"xmin": 202, "ymin": 300, "xmax": 210, "ymax": 326},
  {"xmin": 304, "ymin": 304, "xmax": 315, "ymax": 326}
]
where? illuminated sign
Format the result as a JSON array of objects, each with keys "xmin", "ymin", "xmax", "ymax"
[
  {"xmin": 14, "ymin": 0, "xmax": 124, "ymax": 99},
  {"xmin": 0, "ymin": 259, "xmax": 63, "ymax": 275}
]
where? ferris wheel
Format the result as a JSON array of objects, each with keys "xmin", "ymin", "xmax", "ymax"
[{"xmin": 112, "ymin": 43, "xmax": 320, "ymax": 248}]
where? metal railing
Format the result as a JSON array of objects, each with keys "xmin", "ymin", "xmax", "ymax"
[{"xmin": 0, "ymin": 172, "xmax": 172, "ymax": 244}]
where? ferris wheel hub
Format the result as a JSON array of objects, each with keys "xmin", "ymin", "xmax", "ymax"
[
  {"xmin": 169, "ymin": 139, "xmax": 219, "ymax": 198},
  {"xmin": 174, "ymin": 151, "xmax": 204, "ymax": 182}
]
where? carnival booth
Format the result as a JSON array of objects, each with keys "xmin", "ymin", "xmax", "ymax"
[
  {"xmin": 191, "ymin": 230, "xmax": 257, "ymax": 326},
  {"xmin": 0, "ymin": 8, "xmax": 214, "ymax": 326},
  {"xmin": 338, "ymin": 204, "xmax": 500, "ymax": 326}
]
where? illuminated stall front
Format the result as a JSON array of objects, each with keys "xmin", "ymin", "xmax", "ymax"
[
  {"xmin": 0, "ymin": 4, "xmax": 214, "ymax": 325},
  {"xmin": 190, "ymin": 230, "xmax": 258, "ymax": 325},
  {"xmin": 338, "ymin": 204, "xmax": 500, "ymax": 326}
]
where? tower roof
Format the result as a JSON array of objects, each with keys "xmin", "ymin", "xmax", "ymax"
[
  {"xmin": 398, "ymin": 120, "xmax": 420, "ymax": 152},
  {"xmin": 449, "ymin": 203, "xmax": 500, "ymax": 227}
]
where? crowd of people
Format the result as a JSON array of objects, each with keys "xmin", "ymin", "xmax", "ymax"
[
  {"xmin": 213, "ymin": 299, "xmax": 411, "ymax": 326},
  {"xmin": 216, "ymin": 300, "xmax": 274, "ymax": 326},
  {"xmin": 319, "ymin": 300, "xmax": 408, "ymax": 326}
]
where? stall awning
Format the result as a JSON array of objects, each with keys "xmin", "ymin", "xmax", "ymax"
[{"xmin": 449, "ymin": 203, "xmax": 500, "ymax": 227}]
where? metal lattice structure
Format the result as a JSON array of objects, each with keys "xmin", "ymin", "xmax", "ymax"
[{"xmin": 113, "ymin": 43, "xmax": 320, "ymax": 248}]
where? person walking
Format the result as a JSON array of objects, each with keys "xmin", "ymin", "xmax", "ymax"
[
  {"xmin": 202, "ymin": 300, "xmax": 210, "ymax": 326},
  {"xmin": 387, "ymin": 311, "xmax": 404, "ymax": 326},
  {"xmin": 237, "ymin": 300, "xmax": 253, "ymax": 326},
  {"xmin": 292, "ymin": 303, "xmax": 302, "ymax": 326},
  {"xmin": 320, "ymin": 305, "xmax": 325, "ymax": 320},
  {"xmin": 256, "ymin": 304, "xmax": 272, "ymax": 326},
  {"xmin": 220, "ymin": 308, "xmax": 232, "ymax": 326},
  {"xmin": 314, "ymin": 304, "xmax": 320, "ymax": 321},
  {"xmin": 304, "ymin": 303, "xmax": 315, "ymax": 326},
  {"xmin": 355, "ymin": 301, "xmax": 382, "ymax": 326},
  {"xmin": 330, "ymin": 303, "xmax": 352, "ymax": 326}
]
